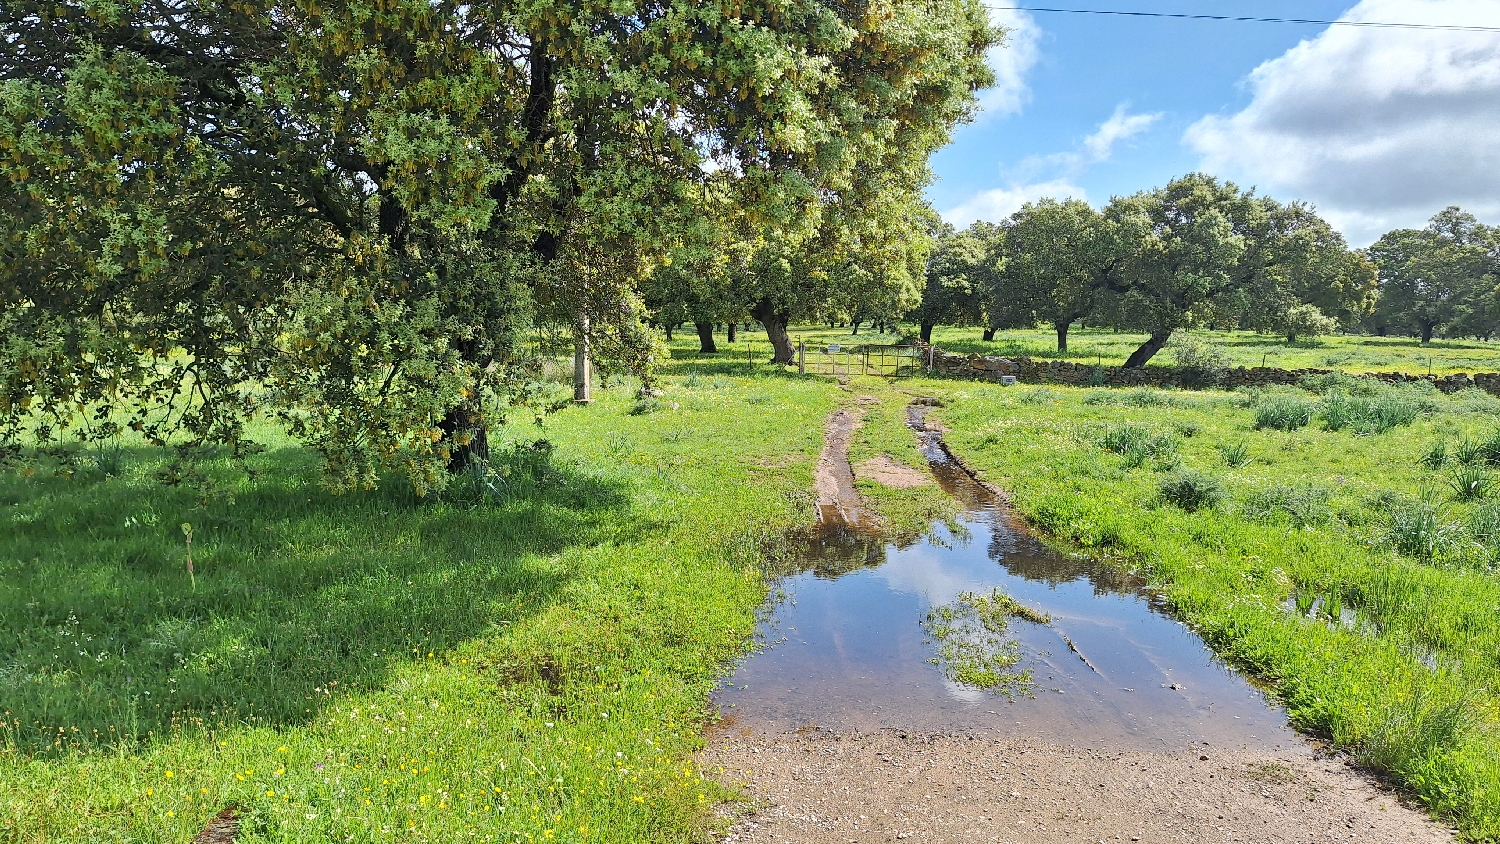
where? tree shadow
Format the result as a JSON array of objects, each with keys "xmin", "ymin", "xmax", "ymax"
[{"xmin": 0, "ymin": 442, "xmax": 631, "ymax": 755}]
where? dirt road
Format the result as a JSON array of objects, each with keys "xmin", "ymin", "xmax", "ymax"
[{"xmin": 702, "ymin": 730, "xmax": 1453, "ymax": 843}]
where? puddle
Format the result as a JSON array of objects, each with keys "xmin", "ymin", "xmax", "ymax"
[{"xmin": 714, "ymin": 408, "xmax": 1302, "ymax": 751}]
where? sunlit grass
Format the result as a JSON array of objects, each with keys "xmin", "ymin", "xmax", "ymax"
[
  {"xmin": 0, "ymin": 353, "xmax": 851, "ymax": 842},
  {"xmin": 926, "ymin": 376, "xmax": 1500, "ymax": 839},
  {"xmin": 784, "ymin": 322, "xmax": 1500, "ymax": 377}
]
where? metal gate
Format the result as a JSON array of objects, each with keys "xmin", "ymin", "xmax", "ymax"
[{"xmin": 798, "ymin": 342, "xmax": 924, "ymax": 378}]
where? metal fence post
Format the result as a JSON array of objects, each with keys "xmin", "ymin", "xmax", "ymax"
[{"xmin": 798, "ymin": 340, "xmax": 805, "ymax": 375}]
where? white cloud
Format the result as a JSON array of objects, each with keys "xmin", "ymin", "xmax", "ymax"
[
  {"xmin": 941, "ymin": 104, "xmax": 1157, "ymax": 225},
  {"xmin": 1185, "ymin": 0, "xmax": 1500, "ymax": 245},
  {"xmin": 976, "ymin": 7, "xmax": 1043, "ymax": 118},
  {"xmin": 1083, "ymin": 105, "xmax": 1161, "ymax": 164},
  {"xmin": 940, "ymin": 179, "xmax": 1089, "ymax": 226}
]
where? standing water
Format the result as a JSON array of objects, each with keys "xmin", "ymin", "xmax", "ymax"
[{"xmin": 714, "ymin": 407, "xmax": 1301, "ymax": 751}]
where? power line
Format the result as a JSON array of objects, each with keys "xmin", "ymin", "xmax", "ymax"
[{"xmin": 983, "ymin": 5, "xmax": 1500, "ymax": 33}]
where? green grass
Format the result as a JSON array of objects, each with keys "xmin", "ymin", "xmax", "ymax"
[
  {"xmin": 0, "ymin": 353, "xmax": 867, "ymax": 842},
  {"xmin": 783, "ymin": 323, "xmax": 1500, "ymax": 377},
  {"xmin": 919, "ymin": 376, "xmax": 1500, "ymax": 839}
]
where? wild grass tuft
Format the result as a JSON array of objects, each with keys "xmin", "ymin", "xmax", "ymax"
[
  {"xmin": 1242, "ymin": 485, "xmax": 1332, "ymax": 527},
  {"xmin": 1158, "ymin": 469, "xmax": 1225, "ymax": 512},
  {"xmin": 1420, "ymin": 440, "xmax": 1449, "ymax": 469},
  {"xmin": 1449, "ymin": 464, "xmax": 1495, "ymax": 501},
  {"xmin": 1387, "ymin": 498, "xmax": 1461, "ymax": 560},
  {"xmin": 1218, "ymin": 441, "xmax": 1250, "ymax": 468},
  {"xmin": 1252, "ymin": 394, "xmax": 1315, "ymax": 430}
]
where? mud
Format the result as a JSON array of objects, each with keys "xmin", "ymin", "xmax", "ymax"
[
  {"xmin": 855, "ymin": 455, "xmax": 934, "ymax": 489},
  {"xmin": 814, "ymin": 408, "xmax": 877, "ymax": 530},
  {"xmin": 703, "ymin": 402, "xmax": 1454, "ymax": 843},
  {"xmin": 703, "ymin": 732, "xmax": 1453, "ymax": 843}
]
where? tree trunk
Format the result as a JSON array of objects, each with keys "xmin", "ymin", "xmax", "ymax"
[
  {"xmin": 851, "ymin": 319, "xmax": 861, "ymax": 335},
  {"xmin": 727, "ymin": 322, "xmax": 737, "ymax": 343},
  {"xmin": 1123, "ymin": 330, "xmax": 1172, "ymax": 369},
  {"xmin": 1421, "ymin": 323, "xmax": 1434, "ymax": 344},
  {"xmin": 1286, "ymin": 332, "xmax": 1297, "ymax": 344},
  {"xmin": 695, "ymin": 321, "xmax": 717, "ymax": 354},
  {"xmin": 665, "ymin": 323, "xmax": 673, "ymax": 341},
  {"xmin": 751, "ymin": 299, "xmax": 796, "ymax": 364},
  {"xmin": 439, "ymin": 403, "xmax": 489, "ymax": 473},
  {"xmin": 920, "ymin": 322, "xmax": 934, "ymax": 344},
  {"xmin": 574, "ymin": 317, "xmax": 592, "ymax": 404},
  {"xmin": 1056, "ymin": 321, "xmax": 1070, "ymax": 353},
  {"xmin": 982, "ymin": 327, "xmax": 996, "ymax": 341}
]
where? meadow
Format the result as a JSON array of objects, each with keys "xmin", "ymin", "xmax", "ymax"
[
  {"xmin": 0, "ymin": 353, "xmax": 957, "ymax": 843},
  {"xmin": 926, "ymin": 375, "xmax": 1500, "ymax": 839},
  {"xmin": 785, "ymin": 323, "xmax": 1500, "ymax": 377},
  {"xmin": 8, "ymin": 326, "xmax": 1500, "ymax": 841}
]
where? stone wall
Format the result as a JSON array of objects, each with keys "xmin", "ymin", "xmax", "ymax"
[{"xmin": 920, "ymin": 346, "xmax": 1500, "ymax": 396}]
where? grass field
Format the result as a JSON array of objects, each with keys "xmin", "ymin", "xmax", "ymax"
[
  {"xmin": 780, "ymin": 323, "xmax": 1500, "ymax": 377},
  {"xmin": 924, "ymin": 376, "xmax": 1500, "ymax": 839},
  {"xmin": 8, "ymin": 327, "xmax": 1500, "ymax": 840}
]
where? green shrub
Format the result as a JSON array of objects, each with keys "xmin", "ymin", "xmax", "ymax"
[
  {"xmin": 1099, "ymin": 425, "xmax": 1178, "ymax": 468},
  {"xmin": 1020, "ymin": 387, "xmax": 1059, "ymax": 405},
  {"xmin": 1253, "ymin": 394, "xmax": 1315, "ymax": 430},
  {"xmin": 1451, "ymin": 387, "xmax": 1500, "ymax": 415},
  {"xmin": 1453, "ymin": 437, "xmax": 1483, "ymax": 465},
  {"xmin": 1159, "ymin": 470, "xmax": 1226, "ymax": 512},
  {"xmin": 1168, "ymin": 336, "xmax": 1229, "ymax": 389},
  {"xmin": 1242, "ymin": 485, "xmax": 1332, "ymax": 527},
  {"xmin": 1420, "ymin": 440, "xmax": 1449, "ymax": 470}
]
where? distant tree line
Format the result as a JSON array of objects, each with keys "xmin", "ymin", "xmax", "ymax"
[{"xmin": 907, "ymin": 174, "xmax": 1500, "ymax": 366}]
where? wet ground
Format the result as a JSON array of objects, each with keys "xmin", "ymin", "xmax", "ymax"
[
  {"xmin": 715, "ymin": 407, "xmax": 1295, "ymax": 752},
  {"xmin": 702, "ymin": 404, "xmax": 1452, "ymax": 842}
]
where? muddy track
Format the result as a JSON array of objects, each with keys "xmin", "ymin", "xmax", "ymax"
[
  {"xmin": 703, "ymin": 402, "xmax": 1454, "ymax": 844},
  {"xmin": 813, "ymin": 408, "xmax": 877, "ymax": 531}
]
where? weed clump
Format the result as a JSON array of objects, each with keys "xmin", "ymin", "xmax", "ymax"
[
  {"xmin": 1098, "ymin": 424, "xmax": 1178, "ymax": 470},
  {"xmin": 1158, "ymin": 469, "xmax": 1225, "ymax": 512},
  {"xmin": 1420, "ymin": 440, "xmax": 1449, "ymax": 469},
  {"xmin": 922, "ymin": 589, "xmax": 1046, "ymax": 697},
  {"xmin": 1387, "ymin": 498, "xmax": 1460, "ymax": 560},
  {"xmin": 1449, "ymin": 464, "xmax": 1495, "ymax": 501},
  {"xmin": 1242, "ymin": 485, "xmax": 1332, "ymax": 527},
  {"xmin": 1320, "ymin": 390, "xmax": 1425, "ymax": 434},
  {"xmin": 1253, "ymin": 394, "xmax": 1315, "ymax": 431},
  {"xmin": 1219, "ymin": 441, "xmax": 1250, "ymax": 468}
]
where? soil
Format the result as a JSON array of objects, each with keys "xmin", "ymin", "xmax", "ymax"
[
  {"xmin": 854, "ymin": 455, "xmax": 933, "ymax": 489},
  {"xmin": 702, "ymin": 731, "xmax": 1455, "ymax": 843},
  {"xmin": 704, "ymin": 404, "xmax": 1454, "ymax": 844},
  {"xmin": 814, "ymin": 408, "xmax": 877, "ymax": 530}
]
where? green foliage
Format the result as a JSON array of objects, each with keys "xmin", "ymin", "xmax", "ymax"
[
  {"xmin": 1219, "ymin": 441, "xmax": 1251, "ymax": 467},
  {"xmin": 1276, "ymin": 303, "xmax": 1340, "ymax": 344},
  {"xmin": 1168, "ymin": 336, "xmax": 1230, "ymax": 388},
  {"xmin": 1367, "ymin": 208, "xmax": 1500, "ymax": 342},
  {"xmin": 1243, "ymin": 485, "xmax": 1332, "ymax": 527},
  {"xmin": 1387, "ymin": 498, "xmax": 1461, "ymax": 560},
  {"xmin": 1319, "ymin": 390, "xmax": 1425, "ymax": 434},
  {"xmin": 1421, "ymin": 440, "xmax": 1450, "ymax": 469},
  {"xmin": 1253, "ymin": 394, "xmax": 1316, "ymax": 431},
  {"xmin": 0, "ymin": 0, "xmax": 1000, "ymax": 474},
  {"xmin": 921, "ymin": 589, "xmax": 1044, "ymax": 697},
  {"xmin": 1158, "ymin": 469, "xmax": 1225, "ymax": 512},
  {"xmin": 1449, "ymin": 464, "xmax": 1495, "ymax": 501}
]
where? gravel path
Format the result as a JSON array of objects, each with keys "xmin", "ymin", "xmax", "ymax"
[{"xmin": 701, "ymin": 730, "xmax": 1453, "ymax": 843}]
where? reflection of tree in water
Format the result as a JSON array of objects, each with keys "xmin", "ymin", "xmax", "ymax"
[
  {"xmin": 785, "ymin": 528, "xmax": 890, "ymax": 579},
  {"xmin": 983, "ymin": 514, "xmax": 1142, "ymax": 595}
]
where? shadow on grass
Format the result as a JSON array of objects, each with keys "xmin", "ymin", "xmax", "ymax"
[{"xmin": 0, "ymin": 443, "xmax": 630, "ymax": 755}]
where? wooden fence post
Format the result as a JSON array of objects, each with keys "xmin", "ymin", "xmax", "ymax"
[{"xmin": 798, "ymin": 340, "xmax": 805, "ymax": 375}]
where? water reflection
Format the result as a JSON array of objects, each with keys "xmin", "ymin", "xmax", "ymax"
[{"xmin": 715, "ymin": 409, "xmax": 1300, "ymax": 751}]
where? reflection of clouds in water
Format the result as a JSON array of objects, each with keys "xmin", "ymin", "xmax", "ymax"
[
  {"xmin": 942, "ymin": 677, "xmax": 988, "ymax": 703},
  {"xmin": 873, "ymin": 535, "xmax": 996, "ymax": 605}
]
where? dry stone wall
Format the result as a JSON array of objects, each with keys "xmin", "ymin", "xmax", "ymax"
[{"xmin": 920, "ymin": 346, "xmax": 1500, "ymax": 395}]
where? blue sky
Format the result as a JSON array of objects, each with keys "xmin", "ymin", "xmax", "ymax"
[{"xmin": 931, "ymin": 0, "xmax": 1500, "ymax": 245}]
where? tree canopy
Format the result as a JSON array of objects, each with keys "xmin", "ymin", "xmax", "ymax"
[{"xmin": 2, "ymin": 0, "xmax": 999, "ymax": 487}]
